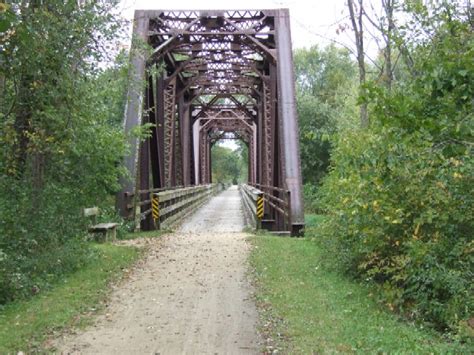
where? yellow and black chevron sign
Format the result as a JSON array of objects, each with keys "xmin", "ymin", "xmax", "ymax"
[
  {"xmin": 152, "ymin": 195, "xmax": 160, "ymax": 220},
  {"xmin": 256, "ymin": 195, "xmax": 264, "ymax": 219}
]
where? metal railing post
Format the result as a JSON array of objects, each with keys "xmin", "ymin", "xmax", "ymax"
[
  {"xmin": 151, "ymin": 193, "xmax": 160, "ymax": 230},
  {"xmin": 286, "ymin": 190, "xmax": 292, "ymax": 231},
  {"xmin": 256, "ymin": 192, "xmax": 264, "ymax": 230}
]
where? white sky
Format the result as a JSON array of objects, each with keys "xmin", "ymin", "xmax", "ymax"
[
  {"xmin": 117, "ymin": 0, "xmax": 376, "ymax": 150},
  {"xmin": 117, "ymin": 0, "xmax": 369, "ymax": 54}
]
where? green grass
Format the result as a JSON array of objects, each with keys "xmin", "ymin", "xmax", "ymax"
[
  {"xmin": 0, "ymin": 243, "xmax": 140, "ymax": 353},
  {"xmin": 122, "ymin": 229, "xmax": 169, "ymax": 240},
  {"xmin": 250, "ymin": 215, "xmax": 470, "ymax": 354}
]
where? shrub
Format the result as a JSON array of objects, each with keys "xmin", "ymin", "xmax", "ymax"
[
  {"xmin": 303, "ymin": 184, "xmax": 319, "ymax": 213},
  {"xmin": 315, "ymin": 15, "xmax": 473, "ymax": 332},
  {"xmin": 0, "ymin": 180, "xmax": 91, "ymax": 303},
  {"xmin": 318, "ymin": 128, "xmax": 473, "ymax": 331}
]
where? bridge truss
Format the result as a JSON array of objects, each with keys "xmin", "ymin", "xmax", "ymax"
[{"xmin": 117, "ymin": 9, "xmax": 304, "ymax": 235}]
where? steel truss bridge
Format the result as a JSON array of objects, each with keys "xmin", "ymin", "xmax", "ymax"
[{"xmin": 117, "ymin": 9, "xmax": 304, "ymax": 235}]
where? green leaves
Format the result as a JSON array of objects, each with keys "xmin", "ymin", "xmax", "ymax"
[
  {"xmin": 211, "ymin": 144, "xmax": 246, "ymax": 184},
  {"xmin": 295, "ymin": 45, "xmax": 358, "ymax": 186},
  {"xmin": 311, "ymin": 3, "xmax": 473, "ymax": 334},
  {"xmin": 131, "ymin": 122, "xmax": 156, "ymax": 142},
  {"xmin": 0, "ymin": 3, "xmax": 14, "ymax": 33},
  {"xmin": 318, "ymin": 124, "xmax": 473, "ymax": 329},
  {"xmin": 0, "ymin": 1, "xmax": 127, "ymax": 305}
]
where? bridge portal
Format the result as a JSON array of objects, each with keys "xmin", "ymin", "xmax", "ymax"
[{"xmin": 117, "ymin": 9, "xmax": 304, "ymax": 235}]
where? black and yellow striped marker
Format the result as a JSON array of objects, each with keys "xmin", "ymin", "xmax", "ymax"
[
  {"xmin": 152, "ymin": 194, "xmax": 160, "ymax": 220},
  {"xmin": 256, "ymin": 194, "xmax": 264, "ymax": 219}
]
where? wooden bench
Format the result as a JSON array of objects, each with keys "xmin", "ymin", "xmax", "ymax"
[{"xmin": 84, "ymin": 207, "xmax": 118, "ymax": 242}]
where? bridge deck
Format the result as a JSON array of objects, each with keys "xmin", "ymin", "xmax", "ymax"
[{"xmin": 179, "ymin": 185, "xmax": 245, "ymax": 233}]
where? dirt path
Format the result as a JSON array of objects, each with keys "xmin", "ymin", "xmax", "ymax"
[{"xmin": 56, "ymin": 186, "xmax": 260, "ymax": 354}]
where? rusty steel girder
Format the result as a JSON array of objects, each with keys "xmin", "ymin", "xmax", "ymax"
[
  {"xmin": 163, "ymin": 77, "xmax": 177, "ymax": 187},
  {"xmin": 118, "ymin": 9, "xmax": 304, "ymax": 235}
]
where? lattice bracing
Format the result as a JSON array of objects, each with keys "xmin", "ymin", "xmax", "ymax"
[{"xmin": 163, "ymin": 78, "xmax": 177, "ymax": 187}]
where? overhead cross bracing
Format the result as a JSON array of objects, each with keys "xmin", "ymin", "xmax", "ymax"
[{"xmin": 117, "ymin": 9, "xmax": 305, "ymax": 235}]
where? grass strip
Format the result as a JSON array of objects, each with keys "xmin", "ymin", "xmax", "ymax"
[
  {"xmin": 0, "ymin": 243, "xmax": 140, "ymax": 353},
  {"xmin": 122, "ymin": 230, "xmax": 168, "ymax": 240},
  {"xmin": 250, "ymin": 220, "xmax": 469, "ymax": 353}
]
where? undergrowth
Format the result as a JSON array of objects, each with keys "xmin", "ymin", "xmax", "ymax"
[{"xmin": 0, "ymin": 243, "xmax": 140, "ymax": 353}]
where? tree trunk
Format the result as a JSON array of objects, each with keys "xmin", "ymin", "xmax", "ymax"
[
  {"xmin": 383, "ymin": 0, "xmax": 394, "ymax": 90},
  {"xmin": 348, "ymin": 0, "xmax": 369, "ymax": 127},
  {"xmin": 12, "ymin": 1, "xmax": 44, "ymax": 179},
  {"xmin": 13, "ymin": 77, "xmax": 32, "ymax": 177}
]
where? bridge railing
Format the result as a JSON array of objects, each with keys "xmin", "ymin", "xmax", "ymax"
[
  {"xmin": 239, "ymin": 184, "xmax": 264, "ymax": 229},
  {"xmin": 124, "ymin": 184, "xmax": 223, "ymax": 230},
  {"xmin": 152, "ymin": 184, "xmax": 220, "ymax": 229},
  {"xmin": 242, "ymin": 183, "xmax": 292, "ymax": 233}
]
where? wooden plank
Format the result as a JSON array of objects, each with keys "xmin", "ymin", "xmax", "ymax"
[
  {"xmin": 160, "ymin": 191, "xmax": 208, "ymax": 216},
  {"xmin": 89, "ymin": 223, "xmax": 118, "ymax": 231}
]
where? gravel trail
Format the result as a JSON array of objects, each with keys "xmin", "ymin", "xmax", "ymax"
[{"xmin": 56, "ymin": 186, "xmax": 260, "ymax": 354}]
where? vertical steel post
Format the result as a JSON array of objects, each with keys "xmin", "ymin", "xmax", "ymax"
[
  {"xmin": 156, "ymin": 76, "xmax": 165, "ymax": 186},
  {"xmin": 261, "ymin": 77, "xmax": 273, "ymax": 187},
  {"xmin": 117, "ymin": 11, "xmax": 149, "ymax": 216},
  {"xmin": 204, "ymin": 134, "xmax": 211, "ymax": 183},
  {"xmin": 174, "ymin": 98, "xmax": 183, "ymax": 186},
  {"xmin": 251, "ymin": 124, "xmax": 257, "ymax": 184},
  {"xmin": 269, "ymin": 63, "xmax": 277, "ymax": 187},
  {"xmin": 256, "ymin": 100, "xmax": 263, "ymax": 184},
  {"xmin": 163, "ymin": 77, "xmax": 177, "ymax": 187},
  {"xmin": 247, "ymin": 141, "xmax": 251, "ymax": 183},
  {"xmin": 180, "ymin": 96, "xmax": 192, "ymax": 186},
  {"xmin": 139, "ymin": 136, "xmax": 152, "ymax": 231},
  {"xmin": 189, "ymin": 117, "xmax": 195, "ymax": 186},
  {"xmin": 274, "ymin": 8, "xmax": 304, "ymax": 234},
  {"xmin": 199, "ymin": 127, "xmax": 207, "ymax": 184},
  {"xmin": 193, "ymin": 118, "xmax": 201, "ymax": 184},
  {"xmin": 148, "ymin": 76, "xmax": 162, "ymax": 189}
]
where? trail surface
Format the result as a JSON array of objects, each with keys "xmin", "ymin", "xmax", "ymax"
[{"xmin": 56, "ymin": 186, "xmax": 260, "ymax": 354}]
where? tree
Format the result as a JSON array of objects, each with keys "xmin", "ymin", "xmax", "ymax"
[
  {"xmin": 317, "ymin": 1, "xmax": 473, "ymax": 332},
  {"xmin": 294, "ymin": 45, "xmax": 357, "ymax": 186},
  {"xmin": 235, "ymin": 139, "xmax": 249, "ymax": 181},
  {"xmin": 211, "ymin": 143, "xmax": 246, "ymax": 184},
  {"xmin": 1, "ymin": 0, "xmax": 123, "ymax": 182},
  {"xmin": 347, "ymin": 0, "xmax": 369, "ymax": 127},
  {"xmin": 0, "ymin": 1, "xmax": 128, "ymax": 303}
]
